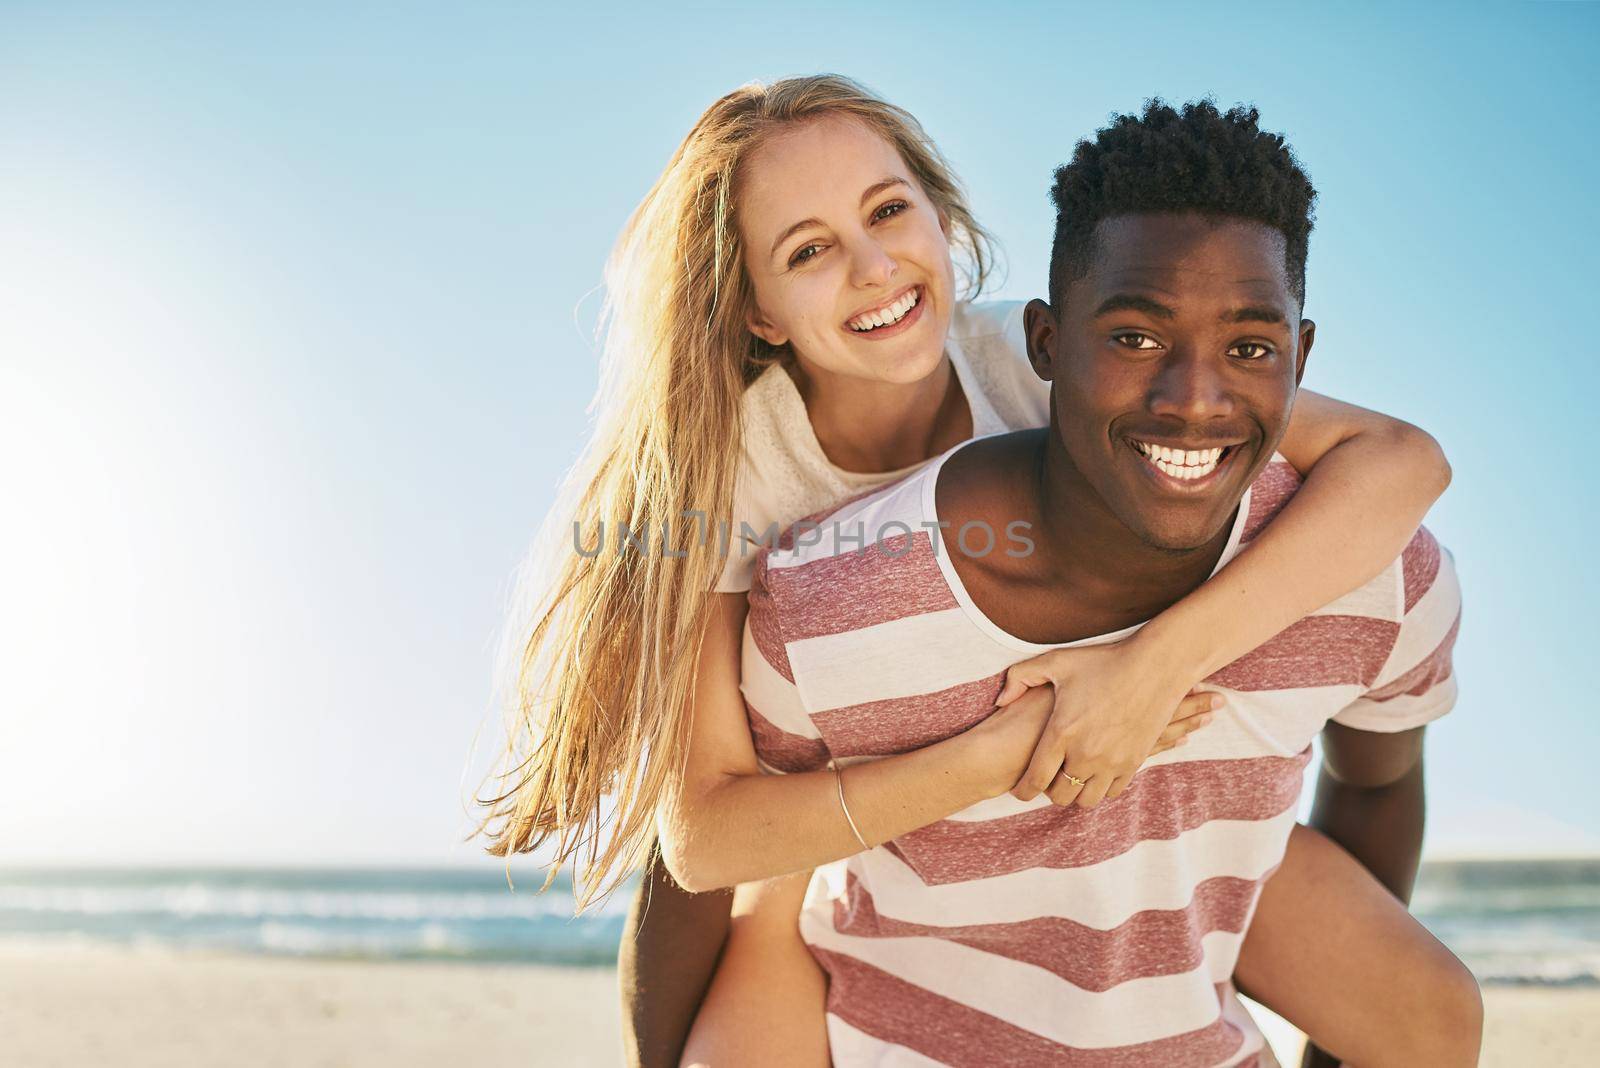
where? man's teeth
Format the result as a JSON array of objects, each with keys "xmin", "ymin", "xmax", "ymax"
[
  {"xmin": 1132, "ymin": 440, "xmax": 1226, "ymax": 481},
  {"xmin": 849, "ymin": 288, "xmax": 919, "ymax": 332}
]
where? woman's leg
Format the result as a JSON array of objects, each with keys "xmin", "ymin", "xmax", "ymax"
[
  {"xmin": 679, "ymin": 870, "xmax": 830, "ymax": 1068},
  {"xmin": 1235, "ymin": 824, "xmax": 1483, "ymax": 1067}
]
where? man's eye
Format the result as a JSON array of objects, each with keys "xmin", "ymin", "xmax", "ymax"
[
  {"xmin": 1229, "ymin": 342, "xmax": 1272, "ymax": 360},
  {"xmin": 788, "ymin": 244, "xmax": 822, "ymax": 268},
  {"xmin": 1114, "ymin": 332, "xmax": 1162, "ymax": 351},
  {"xmin": 873, "ymin": 200, "xmax": 909, "ymax": 221}
]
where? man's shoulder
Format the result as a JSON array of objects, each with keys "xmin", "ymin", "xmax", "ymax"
[
  {"xmin": 1237, "ymin": 454, "xmax": 1306, "ymax": 544},
  {"xmin": 1236, "ymin": 453, "xmax": 1456, "ymax": 621},
  {"xmin": 756, "ymin": 464, "xmax": 935, "ymax": 570},
  {"xmin": 1208, "ymin": 455, "xmax": 1459, "ymax": 697},
  {"xmin": 1241, "ymin": 450, "xmax": 1459, "ymax": 613},
  {"xmin": 749, "ymin": 462, "xmax": 953, "ymax": 626}
]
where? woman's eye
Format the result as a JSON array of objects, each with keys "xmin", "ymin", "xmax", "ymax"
[
  {"xmin": 788, "ymin": 244, "xmax": 822, "ymax": 268},
  {"xmin": 872, "ymin": 200, "xmax": 909, "ymax": 222},
  {"xmin": 1114, "ymin": 332, "xmax": 1162, "ymax": 351},
  {"xmin": 1229, "ymin": 342, "xmax": 1272, "ymax": 360}
]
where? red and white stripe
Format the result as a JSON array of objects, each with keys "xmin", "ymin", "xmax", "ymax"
[{"xmin": 743, "ymin": 450, "xmax": 1460, "ymax": 1065}]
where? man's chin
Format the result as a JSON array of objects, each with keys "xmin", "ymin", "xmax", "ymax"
[
  {"xmin": 1115, "ymin": 451, "xmax": 1263, "ymax": 552},
  {"xmin": 1125, "ymin": 504, "xmax": 1242, "ymax": 554}
]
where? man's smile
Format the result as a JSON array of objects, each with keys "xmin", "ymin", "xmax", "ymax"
[{"xmin": 1124, "ymin": 436, "xmax": 1247, "ymax": 493}]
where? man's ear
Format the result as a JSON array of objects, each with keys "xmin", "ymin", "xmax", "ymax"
[
  {"xmin": 747, "ymin": 305, "xmax": 788, "ymax": 348},
  {"xmin": 1295, "ymin": 319, "xmax": 1315, "ymax": 386},
  {"xmin": 1023, "ymin": 298, "xmax": 1059, "ymax": 382}
]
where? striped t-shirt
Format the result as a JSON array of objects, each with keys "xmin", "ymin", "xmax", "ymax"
[{"xmin": 741, "ymin": 443, "xmax": 1461, "ymax": 1067}]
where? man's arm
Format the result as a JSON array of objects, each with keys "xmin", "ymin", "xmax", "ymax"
[
  {"xmin": 1298, "ymin": 722, "xmax": 1427, "ymax": 1068},
  {"xmin": 1307, "ymin": 526, "xmax": 1460, "ymax": 904},
  {"xmin": 1309, "ymin": 721, "xmax": 1427, "ymax": 901},
  {"xmin": 618, "ymin": 845, "xmax": 733, "ymax": 1068}
]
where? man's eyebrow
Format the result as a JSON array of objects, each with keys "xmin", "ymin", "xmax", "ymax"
[
  {"xmin": 1221, "ymin": 305, "xmax": 1288, "ymax": 325},
  {"xmin": 1092, "ymin": 294, "xmax": 1175, "ymax": 320},
  {"xmin": 1091, "ymin": 294, "xmax": 1290, "ymax": 325},
  {"xmin": 768, "ymin": 176, "xmax": 910, "ymax": 258}
]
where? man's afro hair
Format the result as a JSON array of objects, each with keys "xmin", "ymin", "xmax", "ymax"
[{"xmin": 1047, "ymin": 99, "xmax": 1317, "ymax": 309}]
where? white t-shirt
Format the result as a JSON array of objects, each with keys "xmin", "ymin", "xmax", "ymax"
[{"xmin": 715, "ymin": 300, "xmax": 1046, "ymax": 593}]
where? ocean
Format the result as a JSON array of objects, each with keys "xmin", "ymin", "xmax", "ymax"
[{"xmin": 2, "ymin": 859, "xmax": 1595, "ymax": 984}]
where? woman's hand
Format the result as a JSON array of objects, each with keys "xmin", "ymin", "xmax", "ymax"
[
  {"xmin": 963, "ymin": 683, "xmax": 1059, "ymax": 795},
  {"xmin": 996, "ymin": 639, "xmax": 1223, "ymax": 809}
]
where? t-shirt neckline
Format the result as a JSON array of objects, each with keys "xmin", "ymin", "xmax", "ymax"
[{"xmin": 916, "ymin": 440, "xmax": 1254, "ymax": 654}]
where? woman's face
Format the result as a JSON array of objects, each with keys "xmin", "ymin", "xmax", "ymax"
[{"xmin": 738, "ymin": 115, "xmax": 957, "ymax": 388}]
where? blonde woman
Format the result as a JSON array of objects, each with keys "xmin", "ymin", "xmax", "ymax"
[{"xmin": 476, "ymin": 77, "xmax": 1479, "ymax": 1067}]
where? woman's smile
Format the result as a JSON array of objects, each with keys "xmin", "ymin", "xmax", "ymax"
[{"xmin": 843, "ymin": 283, "xmax": 927, "ymax": 340}]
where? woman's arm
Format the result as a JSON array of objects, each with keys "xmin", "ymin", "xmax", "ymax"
[
  {"xmin": 1005, "ymin": 391, "xmax": 1452, "ymax": 807},
  {"xmin": 636, "ymin": 596, "xmax": 1039, "ymax": 1062},
  {"xmin": 657, "ymin": 593, "xmax": 1217, "ymax": 892},
  {"xmin": 657, "ymin": 592, "xmax": 1046, "ymax": 892}
]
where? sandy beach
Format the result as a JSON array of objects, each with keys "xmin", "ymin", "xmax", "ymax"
[
  {"xmin": 2, "ymin": 943, "xmax": 1595, "ymax": 1067},
  {"xmin": 0, "ymin": 943, "xmax": 623, "ymax": 1068}
]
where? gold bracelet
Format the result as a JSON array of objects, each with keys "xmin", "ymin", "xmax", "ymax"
[{"xmin": 835, "ymin": 765, "xmax": 871, "ymax": 851}]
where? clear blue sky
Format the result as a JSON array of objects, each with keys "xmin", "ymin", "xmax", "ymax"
[{"xmin": 2, "ymin": 3, "xmax": 1596, "ymax": 866}]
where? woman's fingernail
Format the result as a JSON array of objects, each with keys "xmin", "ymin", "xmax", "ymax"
[{"xmin": 1209, "ymin": 694, "xmax": 1225, "ymax": 710}]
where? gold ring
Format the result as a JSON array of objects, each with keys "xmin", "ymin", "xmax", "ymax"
[{"xmin": 1059, "ymin": 772, "xmax": 1088, "ymax": 788}]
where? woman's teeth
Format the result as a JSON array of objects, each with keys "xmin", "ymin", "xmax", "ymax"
[
  {"xmin": 1132, "ymin": 440, "xmax": 1226, "ymax": 481},
  {"xmin": 848, "ymin": 288, "xmax": 919, "ymax": 332}
]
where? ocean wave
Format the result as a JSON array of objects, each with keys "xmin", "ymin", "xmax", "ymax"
[
  {"xmin": 253, "ymin": 919, "xmax": 479, "ymax": 958},
  {"xmin": 0, "ymin": 882, "xmax": 623, "ymax": 922},
  {"xmin": 1469, "ymin": 954, "xmax": 1600, "ymax": 987},
  {"xmin": 4, "ymin": 862, "xmax": 1595, "ymax": 980},
  {"xmin": 0, "ymin": 924, "xmax": 623, "ymax": 966},
  {"xmin": 1414, "ymin": 884, "xmax": 1600, "ymax": 914}
]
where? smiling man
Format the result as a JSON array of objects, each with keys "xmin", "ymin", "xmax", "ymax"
[{"xmin": 740, "ymin": 101, "xmax": 1464, "ymax": 1065}]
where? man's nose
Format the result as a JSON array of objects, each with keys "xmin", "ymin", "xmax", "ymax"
[
  {"xmin": 845, "ymin": 234, "xmax": 897, "ymax": 289},
  {"xmin": 1147, "ymin": 348, "xmax": 1235, "ymax": 423}
]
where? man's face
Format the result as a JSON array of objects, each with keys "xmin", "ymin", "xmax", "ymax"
[{"xmin": 1027, "ymin": 212, "xmax": 1314, "ymax": 551}]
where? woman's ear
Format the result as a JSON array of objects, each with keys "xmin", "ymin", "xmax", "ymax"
[{"xmin": 747, "ymin": 305, "xmax": 788, "ymax": 347}]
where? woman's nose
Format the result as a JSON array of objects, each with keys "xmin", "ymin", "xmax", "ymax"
[{"xmin": 846, "ymin": 236, "xmax": 897, "ymax": 289}]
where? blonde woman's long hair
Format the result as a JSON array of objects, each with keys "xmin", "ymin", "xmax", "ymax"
[{"xmin": 474, "ymin": 74, "xmax": 997, "ymax": 909}]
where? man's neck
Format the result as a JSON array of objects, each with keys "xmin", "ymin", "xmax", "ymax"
[
  {"xmin": 1032, "ymin": 431, "xmax": 1238, "ymax": 611},
  {"xmin": 939, "ymin": 430, "xmax": 1240, "ymax": 644}
]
